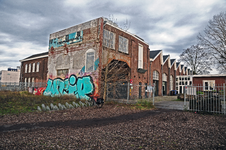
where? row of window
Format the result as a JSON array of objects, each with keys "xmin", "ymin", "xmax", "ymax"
[
  {"xmin": 25, "ymin": 62, "xmax": 40, "ymax": 73},
  {"xmin": 153, "ymin": 70, "xmax": 174, "ymax": 91},
  {"xmin": 176, "ymin": 81, "xmax": 192, "ymax": 85},
  {"xmin": 176, "ymin": 76, "xmax": 191, "ymax": 81},
  {"xmin": 103, "ymin": 29, "xmax": 144, "ymax": 69}
]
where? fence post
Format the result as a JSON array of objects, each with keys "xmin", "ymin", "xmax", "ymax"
[
  {"xmin": 153, "ymin": 83, "xmax": 155, "ymax": 106},
  {"xmin": 224, "ymin": 83, "xmax": 225, "ymax": 115},
  {"xmin": 184, "ymin": 86, "xmax": 186, "ymax": 110},
  {"xmin": 127, "ymin": 83, "xmax": 129, "ymax": 104},
  {"xmin": 106, "ymin": 83, "xmax": 108, "ymax": 102}
]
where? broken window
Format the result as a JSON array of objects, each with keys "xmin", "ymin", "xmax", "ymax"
[
  {"xmin": 86, "ymin": 50, "xmax": 95, "ymax": 72},
  {"xmin": 119, "ymin": 36, "xmax": 128, "ymax": 54},
  {"xmin": 103, "ymin": 29, "xmax": 115, "ymax": 49}
]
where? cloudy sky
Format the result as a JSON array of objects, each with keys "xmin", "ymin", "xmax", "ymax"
[{"xmin": 0, "ymin": 0, "xmax": 226, "ymax": 73}]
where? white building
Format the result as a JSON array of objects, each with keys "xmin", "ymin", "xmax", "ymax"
[{"xmin": 0, "ymin": 68, "xmax": 20, "ymax": 83}]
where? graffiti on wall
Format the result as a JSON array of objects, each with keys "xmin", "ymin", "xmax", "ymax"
[
  {"xmin": 43, "ymin": 74, "xmax": 94, "ymax": 100},
  {"xmin": 49, "ymin": 31, "xmax": 83, "ymax": 49}
]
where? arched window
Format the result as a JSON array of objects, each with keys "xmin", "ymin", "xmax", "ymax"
[
  {"xmin": 36, "ymin": 62, "xmax": 39, "ymax": 72},
  {"xmin": 162, "ymin": 73, "xmax": 167, "ymax": 82},
  {"xmin": 28, "ymin": 64, "xmax": 31, "ymax": 73},
  {"xmin": 25, "ymin": 64, "xmax": 27, "ymax": 73},
  {"xmin": 153, "ymin": 70, "xmax": 159, "ymax": 80},
  {"xmin": 32, "ymin": 63, "xmax": 35, "ymax": 72},
  {"xmin": 85, "ymin": 49, "xmax": 95, "ymax": 72}
]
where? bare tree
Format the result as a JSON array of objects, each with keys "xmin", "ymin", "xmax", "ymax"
[
  {"xmin": 179, "ymin": 44, "xmax": 212, "ymax": 75},
  {"xmin": 198, "ymin": 12, "xmax": 226, "ymax": 73}
]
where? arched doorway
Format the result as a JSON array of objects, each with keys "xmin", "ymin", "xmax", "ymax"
[
  {"xmin": 101, "ymin": 59, "xmax": 130, "ymax": 99},
  {"xmin": 162, "ymin": 73, "xmax": 167, "ymax": 95},
  {"xmin": 153, "ymin": 70, "xmax": 159, "ymax": 96}
]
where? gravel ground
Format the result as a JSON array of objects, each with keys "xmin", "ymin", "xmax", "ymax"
[{"xmin": 0, "ymin": 104, "xmax": 226, "ymax": 149}]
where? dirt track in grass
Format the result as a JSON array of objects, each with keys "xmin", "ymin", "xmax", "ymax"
[{"xmin": 0, "ymin": 104, "xmax": 226, "ymax": 149}]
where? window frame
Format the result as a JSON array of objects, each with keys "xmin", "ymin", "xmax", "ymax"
[
  {"xmin": 36, "ymin": 62, "xmax": 40, "ymax": 72},
  {"xmin": 32, "ymin": 63, "xmax": 35, "ymax": 72},
  {"xmin": 118, "ymin": 35, "xmax": 128, "ymax": 54},
  {"xmin": 138, "ymin": 44, "xmax": 143, "ymax": 69},
  {"xmin": 103, "ymin": 29, "xmax": 115, "ymax": 49},
  {"xmin": 25, "ymin": 64, "xmax": 28, "ymax": 73},
  {"xmin": 153, "ymin": 70, "xmax": 159, "ymax": 80},
  {"xmin": 85, "ymin": 49, "xmax": 95, "ymax": 72},
  {"xmin": 28, "ymin": 64, "xmax": 31, "ymax": 73}
]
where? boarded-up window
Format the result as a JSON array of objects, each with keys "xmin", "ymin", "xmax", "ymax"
[
  {"xmin": 138, "ymin": 44, "xmax": 143, "ymax": 69},
  {"xmin": 119, "ymin": 36, "xmax": 128, "ymax": 53},
  {"xmin": 103, "ymin": 29, "xmax": 115, "ymax": 49},
  {"xmin": 153, "ymin": 70, "xmax": 159, "ymax": 80},
  {"xmin": 86, "ymin": 51, "xmax": 95, "ymax": 72}
]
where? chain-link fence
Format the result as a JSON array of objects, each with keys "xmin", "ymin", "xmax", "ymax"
[
  {"xmin": 184, "ymin": 84, "xmax": 226, "ymax": 114},
  {"xmin": 105, "ymin": 82, "xmax": 155, "ymax": 104},
  {"xmin": 0, "ymin": 82, "xmax": 46, "ymax": 92}
]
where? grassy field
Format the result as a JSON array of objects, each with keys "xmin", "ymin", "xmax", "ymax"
[{"xmin": 0, "ymin": 91, "xmax": 155, "ymax": 115}]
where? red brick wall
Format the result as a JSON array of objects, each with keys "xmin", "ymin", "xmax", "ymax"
[
  {"xmin": 176, "ymin": 67, "xmax": 180, "ymax": 76},
  {"xmin": 193, "ymin": 76, "xmax": 226, "ymax": 86},
  {"xmin": 21, "ymin": 57, "xmax": 48, "ymax": 83},
  {"xmin": 150, "ymin": 54, "xmax": 162, "ymax": 96},
  {"xmin": 162, "ymin": 59, "xmax": 170, "ymax": 95},
  {"xmin": 170, "ymin": 63, "xmax": 176, "ymax": 90},
  {"xmin": 103, "ymin": 24, "xmax": 149, "ymax": 99}
]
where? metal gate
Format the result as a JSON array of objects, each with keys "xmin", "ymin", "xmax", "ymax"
[{"xmin": 184, "ymin": 84, "xmax": 226, "ymax": 114}]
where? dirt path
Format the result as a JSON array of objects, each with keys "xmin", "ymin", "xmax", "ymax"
[{"xmin": 1, "ymin": 105, "xmax": 226, "ymax": 149}]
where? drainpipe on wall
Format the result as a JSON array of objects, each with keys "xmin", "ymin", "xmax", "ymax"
[{"xmin": 161, "ymin": 64, "xmax": 163, "ymax": 96}]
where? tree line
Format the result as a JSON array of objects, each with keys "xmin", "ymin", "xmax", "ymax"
[{"xmin": 179, "ymin": 12, "xmax": 226, "ymax": 74}]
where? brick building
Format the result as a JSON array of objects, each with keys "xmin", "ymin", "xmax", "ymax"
[
  {"xmin": 150, "ymin": 50, "xmax": 163, "ymax": 96},
  {"xmin": 44, "ymin": 17, "xmax": 149, "ymax": 100},
  {"xmin": 19, "ymin": 52, "xmax": 48, "ymax": 84},
  {"xmin": 170, "ymin": 59, "xmax": 176, "ymax": 92}
]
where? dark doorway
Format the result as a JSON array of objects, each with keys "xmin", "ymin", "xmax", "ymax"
[
  {"xmin": 139, "ymin": 82, "xmax": 142, "ymax": 99},
  {"xmin": 153, "ymin": 80, "xmax": 159, "ymax": 96},
  {"xmin": 145, "ymin": 83, "xmax": 148, "ymax": 98},
  {"xmin": 162, "ymin": 81, "xmax": 167, "ymax": 95},
  {"xmin": 180, "ymin": 86, "xmax": 182, "ymax": 94}
]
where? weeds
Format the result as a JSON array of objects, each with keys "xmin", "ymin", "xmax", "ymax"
[{"xmin": 0, "ymin": 91, "xmax": 80, "ymax": 115}]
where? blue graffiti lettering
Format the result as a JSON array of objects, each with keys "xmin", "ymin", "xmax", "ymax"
[
  {"xmin": 43, "ymin": 75, "xmax": 94, "ymax": 100},
  {"xmin": 49, "ymin": 31, "xmax": 83, "ymax": 49}
]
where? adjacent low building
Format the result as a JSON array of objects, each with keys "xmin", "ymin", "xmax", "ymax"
[
  {"xmin": 0, "ymin": 67, "xmax": 20, "ymax": 83},
  {"xmin": 19, "ymin": 52, "xmax": 48, "ymax": 85}
]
